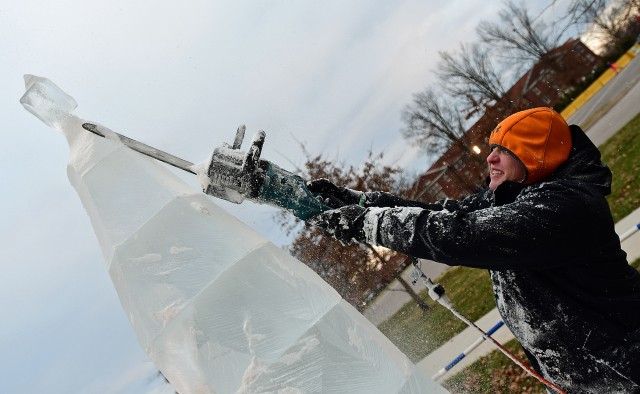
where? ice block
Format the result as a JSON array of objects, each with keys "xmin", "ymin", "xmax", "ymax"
[{"xmin": 20, "ymin": 75, "xmax": 448, "ymax": 394}]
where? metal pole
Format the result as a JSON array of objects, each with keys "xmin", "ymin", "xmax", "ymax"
[
  {"xmin": 408, "ymin": 257, "xmax": 567, "ymax": 394},
  {"xmin": 620, "ymin": 223, "xmax": 640, "ymax": 242},
  {"xmin": 431, "ymin": 320, "xmax": 504, "ymax": 381}
]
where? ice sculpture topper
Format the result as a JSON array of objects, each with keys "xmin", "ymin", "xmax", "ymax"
[{"xmin": 20, "ymin": 75, "xmax": 448, "ymax": 393}]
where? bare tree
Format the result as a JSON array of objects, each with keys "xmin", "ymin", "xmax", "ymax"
[
  {"xmin": 477, "ymin": 1, "xmax": 567, "ymax": 66},
  {"xmin": 402, "ymin": 87, "xmax": 480, "ymax": 161},
  {"xmin": 568, "ymin": 0, "xmax": 640, "ymax": 54},
  {"xmin": 436, "ymin": 42, "xmax": 509, "ymax": 118}
]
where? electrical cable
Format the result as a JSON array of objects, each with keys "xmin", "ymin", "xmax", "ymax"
[{"xmin": 407, "ymin": 256, "xmax": 567, "ymax": 394}]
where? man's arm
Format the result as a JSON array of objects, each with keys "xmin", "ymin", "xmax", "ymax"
[
  {"xmin": 362, "ymin": 188, "xmax": 584, "ymax": 270},
  {"xmin": 309, "ymin": 188, "xmax": 495, "ymax": 249},
  {"xmin": 307, "ymin": 178, "xmax": 490, "ymax": 211}
]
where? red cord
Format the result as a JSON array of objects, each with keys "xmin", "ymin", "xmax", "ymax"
[
  {"xmin": 408, "ymin": 257, "xmax": 567, "ymax": 393},
  {"xmin": 479, "ymin": 324, "xmax": 567, "ymax": 394}
]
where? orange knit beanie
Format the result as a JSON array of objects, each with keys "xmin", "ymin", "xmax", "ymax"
[{"xmin": 489, "ymin": 107, "xmax": 572, "ymax": 184}]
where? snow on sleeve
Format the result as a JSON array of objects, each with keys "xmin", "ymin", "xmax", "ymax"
[{"xmin": 363, "ymin": 207, "xmax": 424, "ymax": 251}]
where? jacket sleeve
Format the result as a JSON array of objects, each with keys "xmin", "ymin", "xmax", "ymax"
[
  {"xmin": 362, "ymin": 186, "xmax": 589, "ymax": 270},
  {"xmin": 362, "ymin": 190, "xmax": 491, "ymax": 212},
  {"xmin": 361, "ymin": 191, "xmax": 443, "ymax": 210}
]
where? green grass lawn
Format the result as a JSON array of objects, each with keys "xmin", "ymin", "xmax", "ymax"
[
  {"xmin": 377, "ymin": 266, "xmax": 494, "ymax": 363},
  {"xmin": 443, "ymin": 339, "xmax": 546, "ymax": 394},
  {"xmin": 376, "ymin": 113, "xmax": 640, "ymax": 392},
  {"xmin": 600, "ymin": 112, "xmax": 640, "ymax": 222}
]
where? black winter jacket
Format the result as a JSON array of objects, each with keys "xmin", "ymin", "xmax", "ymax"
[{"xmin": 362, "ymin": 126, "xmax": 640, "ymax": 393}]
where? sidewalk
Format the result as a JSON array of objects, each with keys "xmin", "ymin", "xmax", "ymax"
[
  {"xmin": 617, "ymin": 206, "xmax": 640, "ymax": 263},
  {"xmin": 417, "ymin": 308, "xmax": 513, "ymax": 378},
  {"xmin": 364, "ymin": 259, "xmax": 448, "ymax": 325}
]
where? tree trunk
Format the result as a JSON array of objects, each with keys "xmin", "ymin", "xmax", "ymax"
[
  {"xmin": 366, "ymin": 245, "xmax": 430, "ymax": 313},
  {"xmin": 396, "ymin": 273, "xmax": 430, "ymax": 312}
]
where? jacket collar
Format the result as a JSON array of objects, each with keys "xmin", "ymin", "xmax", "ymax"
[
  {"xmin": 546, "ymin": 125, "xmax": 612, "ymax": 196},
  {"xmin": 493, "ymin": 181, "xmax": 525, "ymax": 206}
]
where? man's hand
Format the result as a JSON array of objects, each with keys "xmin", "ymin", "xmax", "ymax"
[
  {"xmin": 306, "ymin": 179, "xmax": 363, "ymax": 209},
  {"xmin": 309, "ymin": 205, "xmax": 367, "ymax": 245}
]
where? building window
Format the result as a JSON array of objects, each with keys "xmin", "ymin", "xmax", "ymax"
[
  {"xmin": 542, "ymin": 95, "xmax": 551, "ymax": 104},
  {"xmin": 430, "ymin": 183, "xmax": 448, "ymax": 200}
]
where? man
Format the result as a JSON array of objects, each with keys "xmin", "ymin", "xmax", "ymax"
[{"xmin": 308, "ymin": 107, "xmax": 640, "ymax": 393}]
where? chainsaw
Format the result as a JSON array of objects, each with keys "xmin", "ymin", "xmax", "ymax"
[{"xmin": 81, "ymin": 122, "xmax": 330, "ymax": 220}]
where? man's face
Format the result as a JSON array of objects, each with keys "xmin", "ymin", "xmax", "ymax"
[{"xmin": 486, "ymin": 146, "xmax": 526, "ymax": 190}]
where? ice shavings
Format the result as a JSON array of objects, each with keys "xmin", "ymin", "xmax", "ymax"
[
  {"xmin": 190, "ymin": 201, "xmax": 211, "ymax": 216},
  {"xmin": 154, "ymin": 300, "xmax": 185, "ymax": 327},
  {"xmin": 23, "ymin": 75, "xmax": 449, "ymax": 394},
  {"xmin": 154, "ymin": 267, "xmax": 181, "ymax": 276},
  {"xmin": 366, "ymin": 207, "xmax": 424, "ymax": 251},
  {"xmin": 128, "ymin": 253, "xmax": 162, "ymax": 263},
  {"xmin": 237, "ymin": 317, "xmax": 270, "ymax": 394},
  {"xmin": 277, "ymin": 336, "xmax": 320, "ymax": 366},
  {"xmin": 363, "ymin": 207, "xmax": 386, "ymax": 245},
  {"xmin": 190, "ymin": 159, "xmax": 212, "ymax": 193},
  {"xmin": 237, "ymin": 333, "xmax": 322, "ymax": 393},
  {"xmin": 90, "ymin": 122, "xmax": 121, "ymax": 142},
  {"xmin": 237, "ymin": 356, "xmax": 267, "ymax": 394},
  {"xmin": 348, "ymin": 326, "xmax": 374, "ymax": 363},
  {"xmin": 169, "ymin": 246, "xmax": 192, "ymax": 255}
]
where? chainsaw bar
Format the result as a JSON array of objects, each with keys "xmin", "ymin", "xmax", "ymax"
[{"xmin": 81, "ymin": 123, "xmax": 196, "ymax": 174}]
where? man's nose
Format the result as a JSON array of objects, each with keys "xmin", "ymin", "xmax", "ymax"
[{"xmin": 487, "ymin": 150, "xmax": 498, "ymax": 164}]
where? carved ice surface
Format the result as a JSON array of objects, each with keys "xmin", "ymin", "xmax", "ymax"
[{"xmin": 21, "ymin": 75, "xmax": 448, "ymax": 394}]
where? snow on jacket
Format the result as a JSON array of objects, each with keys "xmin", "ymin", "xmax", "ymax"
[{"xmin": 361, "ymin": 125, "xmax": 640, "ymax": 393}]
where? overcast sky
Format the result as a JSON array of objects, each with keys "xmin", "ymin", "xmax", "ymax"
[{"xmin": 1, "ymin": 1, "xmax": 575, "ymax": 392}]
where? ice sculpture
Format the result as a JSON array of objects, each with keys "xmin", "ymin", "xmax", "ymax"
[{"xmin": 20, "ymin": 75, "xmax": 448, "ymax": 394}]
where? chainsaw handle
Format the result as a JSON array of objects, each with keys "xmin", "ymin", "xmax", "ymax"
[
  {"xmin": 243, "ymin": 131, "xmax": 265, "ymax": 176},
  {"xmin": 257, "ymin": 162, "xmax": 332, "ymax": 220},
  {"xmin": 232, "ymin": 125, "xmax": 246, "ymax": 150}
]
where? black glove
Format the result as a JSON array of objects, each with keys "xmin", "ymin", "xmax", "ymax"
[
  {"xmin": 309, "ymin": 205, "xmax": 367, "ymax": 245},
  {"xmin": 306, "ymin": 178, "xmax": 363, "ymax": 209}
]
